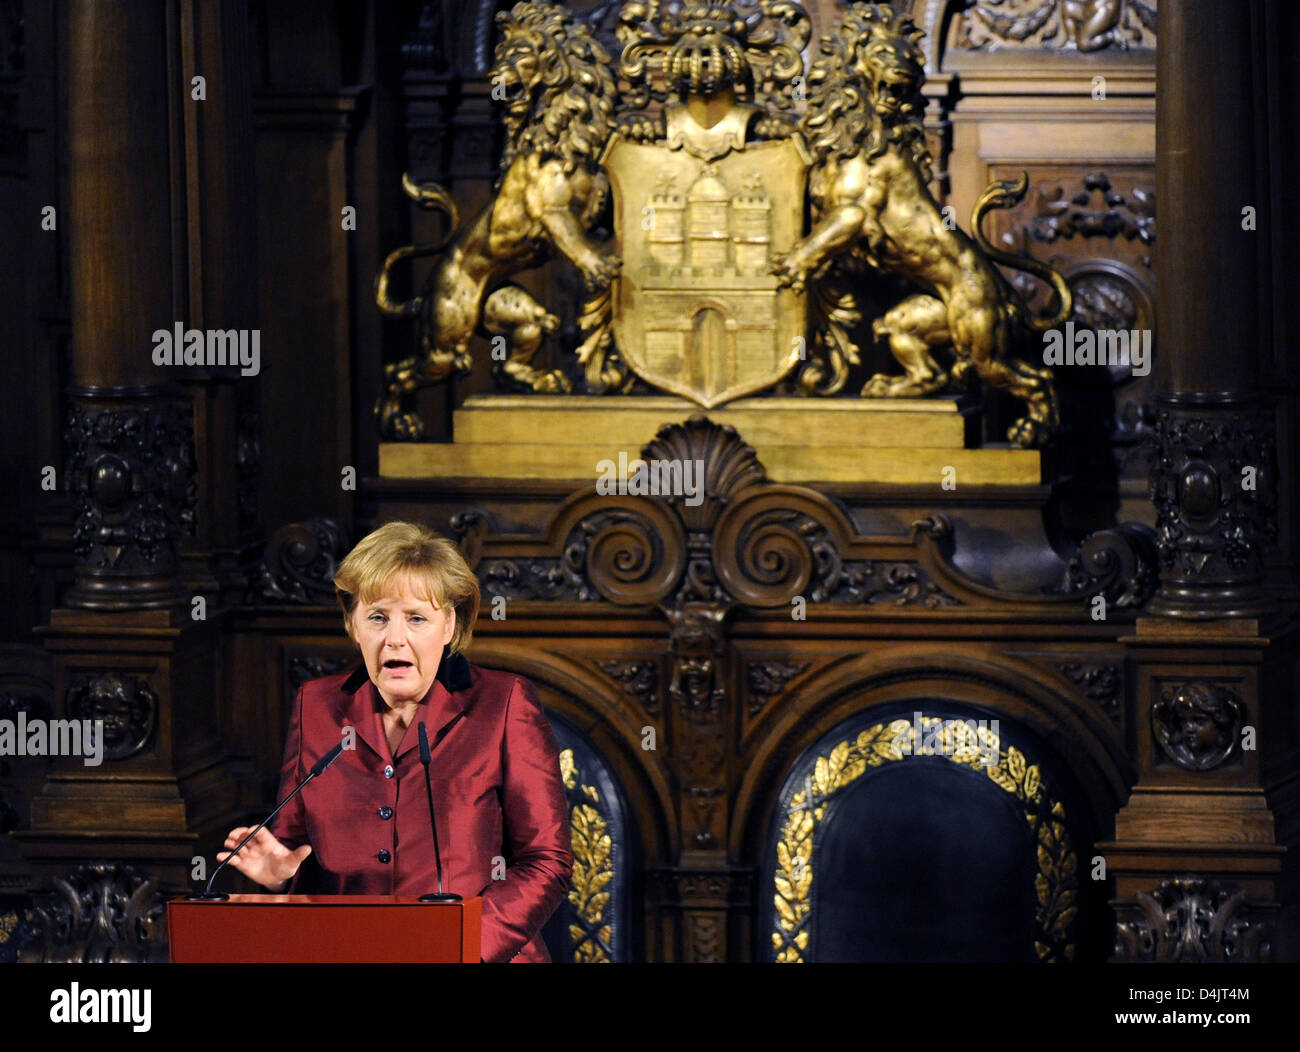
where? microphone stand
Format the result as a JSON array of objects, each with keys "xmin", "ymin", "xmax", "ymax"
[
  {"xmin": 189, "ymin": 742, "xmax": 345, "ymax": 901},
  {"xmin": 417, "ymin": 720, "xmax": 461, "ymax": 902}
]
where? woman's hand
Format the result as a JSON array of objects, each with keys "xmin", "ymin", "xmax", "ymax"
[{"xmin": 217, "ymin": 826, "xmax": 313, "ymax": 892}]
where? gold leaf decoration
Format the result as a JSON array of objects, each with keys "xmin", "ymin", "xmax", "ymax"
[
  {"xmin": 771, "ymin": 715, "xmax": 1078, "ymax": 963},
  {"xmin": 813, "ymin": 756, "xmax": 830, "ymax": 797},
  {"xmin": 564, "ymin": 752, "xmax": 614, "ymax": 963},
  {"xmin": 828, "ymin": 741, "xmax": 849, "ymax": 786},
  {"xmin": 986, "ymin": 764, "xmax": 1018, "ymax": 795}
]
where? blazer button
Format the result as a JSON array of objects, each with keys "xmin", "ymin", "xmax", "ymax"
[
  {"xmin": 383, "ymin": 765, "xmax": 395, "ymax": 779},
  {"xmin": 378, "ymin": 849, "xmax": 391, "ymax": 864},
  {"xmin": 378, "ymin": 806, "xmax": 393, "ymax": 820}
]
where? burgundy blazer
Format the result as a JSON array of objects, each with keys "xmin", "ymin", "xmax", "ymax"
[{"xmin": 270, "ymin": 653, "xmax": 573, "ymax": 962}]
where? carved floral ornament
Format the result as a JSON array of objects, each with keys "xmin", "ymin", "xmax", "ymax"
[
  {"xmin": 451, "ymin": 419, "xmax": 1158, "ymax": 618},
  {"xmin": 1151, "ymin": 406, "xmax": 1277, "ymax": 583},
  {"xmin": 1113, "ymin": 877, "xmax": 1272, "ymax": 963},
  {"xmin": 65, "ymin": 397, "xmax": 197, "ymax": 573},
  {"xmin": 21, "ymin": 864, "xmax": 166, "ymax": 963}
]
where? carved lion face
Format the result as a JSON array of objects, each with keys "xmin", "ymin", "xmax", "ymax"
[
  {"xmin": 491, "ymin": 24, "xmax": 549, "ymax": 121},
  {"xmin": 493, "ymin": 1, "xmax": 593, "ymax": 122},
  {"xmin": 856, "ymin": 37, "xmax": 921, "ymax": 122}
]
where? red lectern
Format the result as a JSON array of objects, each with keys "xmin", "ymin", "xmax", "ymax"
[{"xmin": 168, "ymin": 894, "xmax": 481, "ymax": 962}]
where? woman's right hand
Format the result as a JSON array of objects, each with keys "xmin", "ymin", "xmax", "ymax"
[{"xmin": 218, "ymin": 826, "xmax": 313, "ymax": 891}]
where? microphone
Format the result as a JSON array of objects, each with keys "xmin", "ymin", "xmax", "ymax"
[
  {"xmin": 417, "ymin": 721, "xmax": 460, "ymax": 902},
  {"xmin": 190, "ymin": 742, "xmax": 346, "ymax": 901}
]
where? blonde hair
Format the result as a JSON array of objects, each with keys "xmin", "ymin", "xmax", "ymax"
[{"xmin": 333, "ymin": 521, "xmax": 480, "ymax": 654}]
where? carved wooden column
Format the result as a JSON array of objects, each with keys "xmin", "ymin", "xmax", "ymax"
[
  {"xmin": 62, "ymin": 0, "xmax": 187, "ymax": 612},
  {"xmin": 20, "ymin": 1, "xmax": 245, "ymax": 934},
  {"xmin": 1145, "ymin": 1, "xmax": 1275, "ymax": 620},
  {"xmin": 1103, "ymin": 0, "xmax": 1293, "ymax": 962}
]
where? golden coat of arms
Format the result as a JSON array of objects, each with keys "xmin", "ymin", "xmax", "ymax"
[
  {"xmin": 603, "ymin": 126, "xmax": 809, "ymax": 406},
  {"xmin": 375, "ymin": 1, "xmax": 1071, "ymax": 446}
]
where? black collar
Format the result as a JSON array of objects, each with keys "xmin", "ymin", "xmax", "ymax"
[{"xmin": 341, "ymin": 648, "xmax": 473, "ymax": 695}]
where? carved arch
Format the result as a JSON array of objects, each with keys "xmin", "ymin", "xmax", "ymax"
[
  {"xmin": 732, "ymin": 647, "xmax": 1132, "ymax": 862},
  {"xmin": 466, "ymin": 643, "xmax": 678, "ymax": 861}
]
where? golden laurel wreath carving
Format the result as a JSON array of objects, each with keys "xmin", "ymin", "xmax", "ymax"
[
  {"xmin": 561, "ymin": 747, "xmax": 615, "ymax": 963},
  {"xmin": 771, "ymin": 716, "xmax": 1078, "ymax": 963}
]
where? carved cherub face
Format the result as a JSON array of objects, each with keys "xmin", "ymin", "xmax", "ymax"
[
  {"xmin": 1174, "ymin": 696, "xmax": 1227, "ymax": 753},
  {"xmin": 95, "ymin": 681, "xmax": 134, "ymax": 744}
]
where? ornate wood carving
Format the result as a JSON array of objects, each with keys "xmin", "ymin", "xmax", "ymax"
[
  {"xmin": 1113, "ymin": 878, "xmax": 1274, "ymax": 962},
  {"xmin": 20, "ymin": 864, "xmax": 166, "ymax": 963},
  {"xmin": 439, "ymin": 416, "xmax": 1165, "ymax": 941},
  {"xmin": 1067, "ymin": 261, "xmax": 1152, "ymax": 346},
  {"xmin": 654, "ymin": 868, "xmax": 752, "ymax": 962},
  {"xmin": 952, "ymin": 0, "xmax": 1156, "ymax": 53},
  {"xmin": 1057, "ymin": 662, "xmax": 1121, "ymax": 723},
  {"xmin": 982, "ymin": 162, "xmax": 1157, "ymax": 528},
  {"xmin": 991, "ymin": 166, "xmax": 1155, "ymax": 317},
  {"xmin": 1151, "ymin": 681, "xmax": 1243, "ymax": 772},
  {"xmin": 597, "ymin": 659, "xmax": 660, "ymax": 717},
  {"xmin": 1054, "ymin": 523, "xmax": 1158, "ymax": 607},
  {"xmin": 666, "ymin": 606, "xmax": 729, "ymax": 727},
  {"xmin": 65, "ymin": 672, "xmax": 157, "ymax": 762},
  {"xmin": 645, "ymin": 416, "xmax": 766, "ymax": 533},
  {"xmin": 686, "ymin": 912, "xmax": 722, "ymax": 963},
  {"xmin": 664, "ymin": 604, "xmax": 730, "ymax": 850},
  {"xmin": 746, "ymin": 660, "xmax": 810, "ymax": 717},
  {"xmin": 1147, "ymin": 401, "xmax": 1278, "ymax": 616},
  {"xmin": 1029, "ymin": 171, "xmax": 1154, "ymax": 245},
  {"xmin": 250, "ymin": 518, "xmax": 350, "ymax": 605},
  {"xmin": 64, "ymin": 392, "xmax": 197, "ymax": 609}
]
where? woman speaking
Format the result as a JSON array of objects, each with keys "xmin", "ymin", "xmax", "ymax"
[{"xmin": 218, "ymin": 521, "xmax": 573, "ymax": 962}]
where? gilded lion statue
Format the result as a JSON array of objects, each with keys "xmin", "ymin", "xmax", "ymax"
[
  {"xmin": 374, "ymin": 2, "xmax": 620, "ymax": 439},
  {"xmin": 770, "ymin": 3, "xmax": 1071, "ymax": 447}
]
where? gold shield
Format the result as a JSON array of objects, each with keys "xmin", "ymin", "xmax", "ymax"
[{"xmin": 602, "ymin": 133, "xmax": 810, "ymax": 408}]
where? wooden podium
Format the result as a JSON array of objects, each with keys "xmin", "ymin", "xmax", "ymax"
[{"xmin": 168, "ymin": 895, "xmax": 482, "ymax": 963}]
